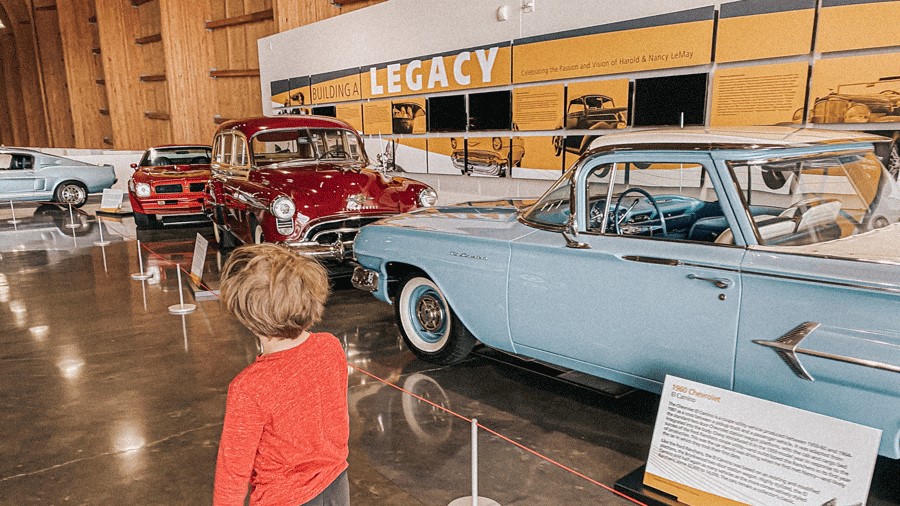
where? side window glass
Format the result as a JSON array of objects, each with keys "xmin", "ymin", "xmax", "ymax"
[
  {"xmin": 15, "ymin": 156, "xmax": 34, "ymax": 169},
  {"xmin": 221, "ymin": 133, "xmax": 234, "ymax": 165},
  {"xmin": 587, "ymin": 161, "xmax": 726, "ymax": 244},
  {"xmin": 233, "ymin": 137, "xmax": 248, "ymax": 166}
]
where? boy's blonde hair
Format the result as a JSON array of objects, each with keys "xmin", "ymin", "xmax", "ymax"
[{"xmin": 219, "ymin": 243, "xmax": 330, "ymax": 339}]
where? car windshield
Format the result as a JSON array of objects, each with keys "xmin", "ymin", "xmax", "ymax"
[
  {"xmin": 520, "ymin": 168, "xmax": 576, "ymax": 227},
  {"xmin": 251, "ymin": 128, "xmax": 366, "ymax": 165},
  {"xmin": 728, "ymin": 151, "xmax": 899, "ymax": 247},
  {"xmin": 584, "ymin": 96, "xmax": 613, "ymax": 109},
  {"xmin": 141, "ymin": 147, "xmax": 211, "ymax": 166}
]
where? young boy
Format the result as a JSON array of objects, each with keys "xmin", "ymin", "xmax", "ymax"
[{"xmin": 213, "ymin": 244, "xmax": 349, "ymax": 506}]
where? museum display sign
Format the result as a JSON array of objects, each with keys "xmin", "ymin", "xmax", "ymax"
[{"xmin": 645, "ymin": 376, "xmax": 881, "ymax": 506}]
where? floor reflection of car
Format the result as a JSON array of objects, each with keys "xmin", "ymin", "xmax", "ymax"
[
  {"xmin": 353, "ymin": 127, "xmax": 900, "ymax": 459},
  {"xmin": 0, "ymin": 204, "xmax": 121, "ymax": 252},
  {"xmin": 127, "ymin": 145, "xmax": 213, "ymax": 228},
  {"xmin": 451, "ymin": 137, "xmax": 524, "ymax": 177},
  {"xmin": 0, "ymin": 148, "xmax": 117, "ymax": 207},
  {"xmin": 552, "ymin": 94, "xmax": 628, "ymax": 156},
  {"xmin": 392, "ymin": 102, "xmax": 425, "ymax": 134},
  {"xmin": 203, "ymin": 116, "xmax": 437, "ymax": 262}
]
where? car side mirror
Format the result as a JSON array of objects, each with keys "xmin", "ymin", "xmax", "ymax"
[
  {"xmin": 563, "ymin": 214, "xmax": 590, "ymax": 249},
  {"xmin": 130, "ymin": 163, "xmax": 138, "ymax": 169}
]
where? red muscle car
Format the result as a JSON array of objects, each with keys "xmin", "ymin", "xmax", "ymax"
[
  {"xmin": 128, "ymin": 145, "xmax": 213, "ymax": 228},
  {"xmin": 203, "ymin": 116, "xmax": 437, "ymax": 260}
]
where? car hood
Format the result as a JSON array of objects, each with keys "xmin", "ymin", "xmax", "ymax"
[
  {"xmin": 254, "ymin": 163, "xmax": 429, "ymax": 218},
  {"xmin": 760, "ymin": 223, "xmax": 900, "ymax": 264},
  {"xmin": 135, "ymin": 165, "xmax": 211, "ymax": 180},
  {"xmin": 374, "ymin": 199, "xmax": 538, "ymax": 241}
]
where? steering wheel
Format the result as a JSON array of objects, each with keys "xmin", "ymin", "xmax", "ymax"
[
  {"xmin": 612, "ymin": 187, "xmax": 667, "ymax": 236},
  {"xmin": 323, "ymin": 147, "xmax": 349, "ymax": 159}
]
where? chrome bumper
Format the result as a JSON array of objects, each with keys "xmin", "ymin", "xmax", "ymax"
[
  {"xmin": 282, "ymin": 239, "xmax": 347, "ymax": 261},
  {"xmin": 351, "ymin": 265, "xmax": 379, "ymax": 292}
]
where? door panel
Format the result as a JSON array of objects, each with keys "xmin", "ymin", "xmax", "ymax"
[{"xmin": 508, "ymin": 233, "xmax": 744, "ymax": 391}]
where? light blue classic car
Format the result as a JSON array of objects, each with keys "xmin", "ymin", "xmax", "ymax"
[
  {"xmin": 0, "ymin": 148, "xmax": 117, "ymax": 207},
  {"xmin": 352, "ymin": 127, "xmax": 900, "ymax": 459}
]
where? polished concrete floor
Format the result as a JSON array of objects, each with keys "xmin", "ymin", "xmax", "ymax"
[{"xmin": 0, "ymin": 201, "xmax": 897, "ymax": 505}]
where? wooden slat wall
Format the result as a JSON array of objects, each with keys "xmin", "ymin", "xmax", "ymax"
[
  {"xmin": 0, "ymin": 0, "xmax": 49, "ymax": 147},
  {"xmin": 273, "ymin": 0, "xmax": 382, "ymax": 32},
  {"xmin": 32, "ymin": 0, "xmax": 76, "ymax": 147},
  {"xmin": 57, "ymin": 0, "xmax": 112, "ymax": 148},
  {"xmin": 0, "ymin": 0, "xmax": 383, "ymax": 148},
  {"xmin": 95, "ymin": 0, "xmax": 170, "ymax": 149},
  {"xmin": 160, "ymin": 0, "xmax": 216, "ymax": 143},
  {"xmin": 208, "ymin": 0, "xmax": 275, "ymax": 122},
  {"xmin": 134, "ymin": 0, "xmax": 170, "ymax": 139}
]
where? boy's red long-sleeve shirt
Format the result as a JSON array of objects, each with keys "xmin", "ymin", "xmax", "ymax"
[{"xmin": 213, "ymin": 332, "xmax": 349, "ymax": 506}]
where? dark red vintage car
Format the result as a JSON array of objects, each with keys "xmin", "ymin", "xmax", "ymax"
[
  {"xmin": 128, "ymin": 145, "xmax": 213, "ymax": 228},
  {"xmin": 203, "ymin": 116, "xmax": 437, "ymax": 260}
]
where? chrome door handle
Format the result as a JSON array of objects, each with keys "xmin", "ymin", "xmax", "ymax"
[{"xmin": 687, "ymin": 273, "xmax": 732, "ymax": 289}]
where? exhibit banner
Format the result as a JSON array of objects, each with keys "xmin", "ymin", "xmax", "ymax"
[
  {"xmin": 334, "ymin": 103, "xmax": 363, "ymax": 133},
  {"xmin": 362, "ymin": 100, "xmax": 394, "ymax": 135},
  {"xmin": 391, "ymin": 98, "xmax": 427, "ymax": 134},
  {"xmin": 270, "ymin": 77, "xmax": 310, "ymax": 110},
  {"xmin": 710, "ymin": 61, "xmax": 809, "ymax": 126},
  {"xmin": 645, "ymin": 376, "xmax": 881, "ymax": 506},
  {"xmin": 512, "ymin": 7, "xmax": 714, "ymax": 84},
  {"xmin": 393, "ymin": 138, "xmax": 428, "ymax": 173},
  {"xmin": 427, "ymin": 137, "xmax": 463, "ymax": 175},
  {"xmin": 817, "ymin": 0, "xmax": 900, "ymax": 53},
  {"xmin": 557, "ymin": 78, "xmax": 630, "ymax": 155},
  {"xmin": 807, "ymin": 52, "xmax": 900, "ymax": 125},
  {"xmin": 309, "ymin": 69, "xmax": 363, "ymax": 105},
  {"xmin": 514, "ymin": 136, "xmax": 563, "ymax": 180},
  {"xmin": 362, "ymin": 43, "xmax": 512, "ymax": 99},
  {"xmin": 512, "ymin": 84, "xmax": 566, "ymax": 131},
  {"xmin": 715, "ymin": 0, "xmax": 815, "ymax": 63}
]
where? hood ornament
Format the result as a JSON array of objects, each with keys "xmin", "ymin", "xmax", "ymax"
[{"xmin": 346, "ymin": 193, "xmax": 374, "ymax": 211}]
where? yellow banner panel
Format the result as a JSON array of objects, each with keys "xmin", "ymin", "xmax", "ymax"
[
  {"xmin": 564, "ymin": 78, "xmax": 629, "ymax": 130},
  {"xmin": 394, "ymin": 138, "xmax": 428, "ymax": 174},
  {"xmin": 363, "ymin": 46, "xmax": 511, "ymax": 99},
  {"xmin": 808, "ymin": 52, "xmax": 900, "ymax": 124},
  {"xmin": 716, "ymin": 9, "xmax": 814, "ymax": 63},
  {"xmin": 513, "ymin": 84, "xmax": 565, "ymax": 131},
  {"xmin": 513, "ymin": 21, "xmax": 713, "ymax": 84},
  {"xmin": 710, "ymin": 61, "xmax": 809, "ymax": 126},
  {"xmin": 644, "ymin": 472, "xmax": 748, "ymax": 506},
  {"xmin": 310, "ymin": 74, "xmax": 363, "ymax": 105},
  {"xmin": 516, "ymin": 136, "xmax": 564, "ymax": 178},
  {"xmin": 817, "ymin": 1, "xmax": 900, "ymax": 53},
  {"xmin": 335, "ymin": 103, "xmax": 363, "ymax": 133},
  {"xmin": 362, "ymin": 100, "xmax": 393, "ymax": 135},
  {"xmin": 426, "ymin": 137, "xmax": 463, "ymax": 175},
  {"xmin": 391, "ymin": 98, "xmax": 427, "ymax": 134}
]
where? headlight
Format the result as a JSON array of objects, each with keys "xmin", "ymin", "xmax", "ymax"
[
  {"xmin": 843, "ymin": 103, "xmax": 871, "ymax": 123},
  {"xmin": 135, "ymin": 183, "xmax": 151, "ymax": 198},
  {"xmin": 270, "ymin": 196, "xmax": 296, "ymax": 219},
  {"xmin": 418, "ymin": 188, "xmax": 438, "ymax": 207}
]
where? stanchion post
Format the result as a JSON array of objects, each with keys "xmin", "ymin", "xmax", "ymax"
[
  {"xmin": 65, "ymin": 203, "xmax": 79, "ymax": 229},
  {"xmin": 93, "ymin": 216, "xmax": 110, "ymax": 246},
  {"xmin": 131, "ymin": 240, "xmax": 152, "ymax": 280},
  {"xmin": 448, "ymin": 418, "xmax": 500, "ymax": 506},
  {"xmin": 168, "ymin": 264, "xmax": 197, "ymax": 315},
  {"xmin": 8, "ymin": 200, "xmax": 18, "ymax": 228}
]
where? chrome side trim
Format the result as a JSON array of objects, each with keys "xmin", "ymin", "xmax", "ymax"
[
  {"xmin": 742, "ymin": 269, "xmax": 900, "ymax": 295},
  {"xmin": 753, "ymin": 322, "xmax": 900, "ymax": 381},
  {"xmin": 621, "ymin": 255, "xmax": 741, "ymax": 273}
]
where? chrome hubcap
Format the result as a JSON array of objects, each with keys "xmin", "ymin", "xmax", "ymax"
[
  {"xmin": 415, "ymin": 295, "xmax": 445, "ymax": 332},
  {"xmin": 60, "ymin": 185, "xmax": 85, "ymax": 204}
]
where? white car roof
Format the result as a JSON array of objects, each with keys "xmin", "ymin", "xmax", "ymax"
[{"xmin": 586, "ymin": 126, "xmax": 887, "ymax": 151}]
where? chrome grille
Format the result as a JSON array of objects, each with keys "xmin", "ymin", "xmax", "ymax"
[
  {"xmin": 303, "ymin": 216, "xmax": 388, "ymax": 245},
  {"xmin": 155, "ymin": 184, "xmax": 182, "ymax": 194}
]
